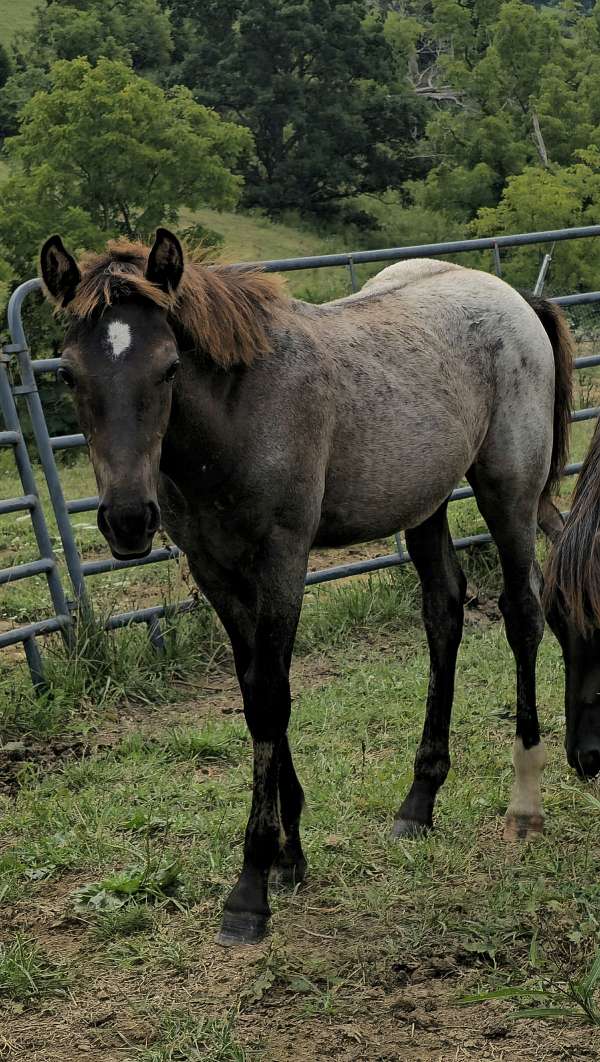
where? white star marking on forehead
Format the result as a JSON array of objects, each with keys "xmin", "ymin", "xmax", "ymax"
[{"xmin": 106, "ymin": 320, "xmax": 131, "ymax": 361}]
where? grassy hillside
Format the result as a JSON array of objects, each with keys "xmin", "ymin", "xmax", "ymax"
[
  {"xmin": 0, "ymin": 0, "xmax": 38, "ymax": 45},
  {"xmin": 188, "ymin": 207, "xmax": 377, "ymax": 301}
]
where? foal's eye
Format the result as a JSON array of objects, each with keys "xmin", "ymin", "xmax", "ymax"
[
  {"xmin": 163, "ymin": 360, "xmax": 179, "ymax": 383},
  {"xmin": 57, "ymin": 366, "xmax": 75, "ymax": 389}
]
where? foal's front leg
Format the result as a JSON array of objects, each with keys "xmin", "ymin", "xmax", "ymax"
[{"xmin": 218, "ymin": 532, "xmax": 308, "ymax": 946}]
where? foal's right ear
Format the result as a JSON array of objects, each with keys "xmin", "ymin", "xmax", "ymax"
[
  {"xmin": 40, "ymin": 235, "xmax": 81, "ymax": 306},
  {"xmin": 145, "ymin": 227, "xmax": 184, "ymax": 294}
]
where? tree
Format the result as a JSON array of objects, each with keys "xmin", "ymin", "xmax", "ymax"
[
  {"xmin": 172, "ymin": 0, "xmax": 427, "ymax": 221},
  {"xmin": 0, "ymin": 0, "xmax": 174, "ymax": 134},
  {"xmin": 0, "ymin": 42, "xmax": 11, "ymax": 91},
  {"xmin": 0, "ymin": 57, "xmax": 252, "ymax": 264},
  {"xmin": 408, "ymin": 0, "xmax": 600, "ymax": 222},
  {"xmin": 470, "ymin": 150, "xmax": 600, "ymax": 291}
]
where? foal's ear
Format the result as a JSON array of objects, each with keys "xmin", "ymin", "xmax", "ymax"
[
  {"xmin": 146, "ymin": 228, "xmax": 184, "ymax": 294},
  {"xmin": 40, "ymin": 235, "xmax": 81, "ymax": 305}
]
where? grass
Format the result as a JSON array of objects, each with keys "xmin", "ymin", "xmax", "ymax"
[
  {"xmin": 461, "ymin": 949, "xmax": 600, "ymax": 1025},
  {"xmin": 0, "ymin": 935, "xmax": 69, "ymax": 1001},
  {"xmin": 2, "ymin": 566, "xmax": 600, "ymax": 1056}
]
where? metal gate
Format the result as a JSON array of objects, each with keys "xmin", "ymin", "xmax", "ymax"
[{"xmin": 2, "ymin": 225, "xmax": 600, "ymax": 687}]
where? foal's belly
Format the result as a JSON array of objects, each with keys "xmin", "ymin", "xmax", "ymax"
[{"xmin": 313, "ymin": 454, "xmax": 468, "ymax": 548}]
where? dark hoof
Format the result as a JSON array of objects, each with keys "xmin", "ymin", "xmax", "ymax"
[
  {"xmin": 391, "ymin": 818, "xmax": 430, "ymax": 839},
  {"xmin": 503, "ymin": 812, "xmax": 544, "ymax": 842},
  {"xmin": 270, "ymin": 857, "xmax": 307, "ymax": 889},
  {"xmin": 575, "ymin": 748, "xmax": 600, "ymax": 780},
  {"xmin": 216, "ymin": 909, "xmax": 270, "ymax": 948}
]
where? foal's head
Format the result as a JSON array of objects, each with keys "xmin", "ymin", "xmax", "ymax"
[{"xmin": 41, "ymin": 228, "xmax": 184, "ymax": 559}]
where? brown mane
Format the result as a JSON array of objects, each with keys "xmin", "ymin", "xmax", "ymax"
[{"xmin": 60, "ymin": 239, "xmax": 288, "ymax": 368}]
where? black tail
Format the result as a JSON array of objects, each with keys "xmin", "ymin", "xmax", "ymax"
[{"xmin": 524, "ymin": 295, "xmax": 574, "ymax": 500}]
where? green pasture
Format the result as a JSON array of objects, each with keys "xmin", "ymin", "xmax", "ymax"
[{"xmin": 1, "ymin": 555, "xmax": 600, "ymax": 1058}]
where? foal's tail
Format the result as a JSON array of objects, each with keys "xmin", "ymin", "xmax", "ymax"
[
  {"xmin": 525, "ymin": 295, "xmax": 574, "ymax": 499},
  {"xmin": 526, "ymin": 296, "xmax": 598, "ymax": 633}
]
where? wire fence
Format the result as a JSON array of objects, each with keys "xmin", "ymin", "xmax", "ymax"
[{"xmin": 2, "ymin": 225, "xmax": 600, "ymax": 689}]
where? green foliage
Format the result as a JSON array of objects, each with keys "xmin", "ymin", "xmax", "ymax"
[
  {"xmin": 0, "ymin": 55, "xmax": 251, "ymax": 338},
  {"xmin": 461, "ymin": 949, "xmax": 600, "ymax": 1026},
  {"xmin": 0, "ymin": 0, "xmax": 173, "ymax": 133},
  {"xmin": 174, "ymin": 0, "xmax": 427, "ymax": 221},
  {"xmin": 72, "ymin": 858, "xmax": 185, "ymax": 912},
  {"xmin": 3, "ymin": 57, "xmax": 250, "ymax": 240},
  {"xmin": 409, "ymin": 0, "xmax": 600, "ymax": 241},
  {"xmin": 471, "ymin": 149, "xmax": 600, "ymax": 290},
  {"xmin": 0, "ymin": 40, "xmax": 11, "ymax": 88},
  {"xmin": 0, "ymin": 935, "xmax": 69, "ymax": 1000}
]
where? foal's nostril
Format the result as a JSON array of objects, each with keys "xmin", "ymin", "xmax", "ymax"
[
  {"xmin": 146, "ymin": 501, "xmax": 161, "ymax": 535},
  {"xmin": 576, "ymin": 747, "xmax": 600, "ymax": 779}
]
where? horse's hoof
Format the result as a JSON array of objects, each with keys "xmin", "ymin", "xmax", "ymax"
[
  {"xmin": 270, "ymin": 858, "xmax": 307, "ymax": 888},
  {"xmin": 216, "ymin": 910, "xmax": 270, "ymax": 947},
  {"xmin": 391, "ymin": 817, "xmax": 430, "ymax": 839},
  {"xmin": 503, "ymin": 812, "xmax": 544, "ymax": 842}
]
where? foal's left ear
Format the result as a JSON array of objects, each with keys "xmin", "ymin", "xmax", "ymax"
[
  {"xmin": 146, "ymin": 228, "xmax": 184, "ymax": 294},
  {"xmin": 40, "ymin": 235, "xmax": 81, "ymax": 306}
]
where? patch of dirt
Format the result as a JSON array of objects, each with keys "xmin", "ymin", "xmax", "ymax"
[
  {"xmin": 464, "ymin": 589, "xmax": 502, "ymax": 630},
  {"xmin": 308, "ymin": 538, "xmax": 395, "ymax": 574},
  {"xmin": 1, "ymin": 902, "xmax": 598, "ymax": 1062}
]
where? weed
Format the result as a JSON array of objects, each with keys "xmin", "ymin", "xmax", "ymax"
[
  {"xmin": 460, "ymin": 949, "xmax": 600, "ymax": 1025},
  {"xmin": 72, "ymin": 858, "xmax": 185, "ymax": 913},
  {"xmin": 90, "ymin": 904, "xmax": 156, "ymax": 941}
]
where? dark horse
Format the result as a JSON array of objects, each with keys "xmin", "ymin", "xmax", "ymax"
[
  {"xmin": 545, "ymin": 412, "xmax": 600, "ymax": 780},
  {"xmin": 40, "ymin": 229, "xmax": 573, "ymax": 946}
]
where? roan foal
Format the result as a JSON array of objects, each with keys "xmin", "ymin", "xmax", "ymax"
[{"xmin": 40, "ymin": 229, "xmax": 572, "ymax": 945}]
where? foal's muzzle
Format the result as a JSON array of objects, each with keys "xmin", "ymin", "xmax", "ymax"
[
  {"xmin": 97, "ymin": 499, "xmax": 160, "ymax": 559},
  {"xmin": 570, "ymin": 745, "xmax": 600, "ymax": 780}
]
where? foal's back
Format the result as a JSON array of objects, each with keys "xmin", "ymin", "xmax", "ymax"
[{"xmin": 284, "ymin": 258, "xmax": 556, "ymax": 544}]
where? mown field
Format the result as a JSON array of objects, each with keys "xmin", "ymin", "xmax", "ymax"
[{"xmin": 2, "ymin": 245, "xmax": 600, "ymax": 1059}]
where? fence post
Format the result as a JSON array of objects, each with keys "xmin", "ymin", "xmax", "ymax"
[
  {"xmin": 492, "ymin": 241, "xmax": 502, "ymax": 277},
  {"xmin": 533, "ymin": 250, "xmax": 553, "ymax": 296}
]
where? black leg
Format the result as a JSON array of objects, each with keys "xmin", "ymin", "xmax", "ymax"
[
  {"xmin": 393, "ymin": 502, "xmax": 466, "ymax": 837},
  {"xmin": 217, "ymin": 531, "xmax": 309, "ymax": 945},
  {"xmin": 271, "ymin": 735, "xmax": 307, "ymax": 886},
  {"xmin": 498, "ymin": 557, "xmax": 546, "ymax": 839},
  {"xmin": 468, "ymin": 476, "xmax": 546, "ymax": 841}
]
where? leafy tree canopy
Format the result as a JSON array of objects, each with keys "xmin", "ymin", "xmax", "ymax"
[
  {"xmin": 402, "ymin": 0, "xmax": 600, "ymax": 223},
  {"xmin": 469, "ymin": 149, "xmax": 600, "ymax": 290},
  {"xmin": 170, "ymin": 0, "xmax": 428, "ymax": 221},
  {"xmin": 0, "ymin": 0, "xmax": 173, "ymax": 134},
  {"xmin": 0, "ymin": 57, "xmax": 252, "ymax": 275}
]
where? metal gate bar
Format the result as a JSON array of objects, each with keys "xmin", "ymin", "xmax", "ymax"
[{"xmin": 0, "ymin": 351, "xmax": 72, "ymax": 685}]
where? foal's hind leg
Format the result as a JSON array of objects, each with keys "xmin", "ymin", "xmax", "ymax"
[
  {"xmin": 393, "ymin": 502, "xmax": 467, "ymax": 837},
  {"xmin": 468, "ymin": 475, "xmax": 546, "ymax": 840}
]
